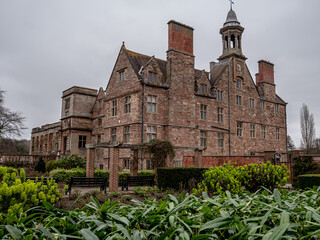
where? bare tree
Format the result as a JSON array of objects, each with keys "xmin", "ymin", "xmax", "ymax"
[
  {"xmin": 287, "ymin": 134, "xmax": 295, "ymax": 151},
  {"xmin": 0, "ymin": 89, "xmax": 26, "ymax": 138},
  {"xmin": 300, "ymin": 103, "xmax": 315, "ymax": 153}
]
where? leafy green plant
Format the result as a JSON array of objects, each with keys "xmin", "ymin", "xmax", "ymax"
[
  {"xmin": 239, "ymin": 161, "xmax": 289, "ymax": 192},
  {"xmin": 194, "ymin": 162, "xmax": 242, "ymax": 195},
  {"xmin": 46, "ymin": 154, "xmax": 86, "ymax": 171},
  {"xmin": 0, "ymin": 167, "xmax": 62, "ymax": 222},
  {"xmin": 144, "ymin": 139, "xmax": 175, "ymax": 168},
  {"xmin": 1, "ymin": 188, "xmax": 320, "ymax": 239}
]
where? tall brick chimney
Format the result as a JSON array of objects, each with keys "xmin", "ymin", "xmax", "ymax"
[
  {"xmin": 168, "ymin": 20, "xmax": 193, "ymax": 55},
  {"xmin": 255, "ymin": 60, "xmax": 274, "ymax": 85}
]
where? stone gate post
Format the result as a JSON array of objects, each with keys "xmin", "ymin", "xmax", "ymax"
[{"xmin": 109, "ymin": 147, "xmax": 120, "ymax": 192}]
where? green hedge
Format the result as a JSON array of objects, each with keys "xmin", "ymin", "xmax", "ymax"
[
  {"xmin": 157, "ymin": 167, "xmax": 208, "ymax": 190},
  {"xmin": 49, "ymin": 168, "xmax": 154, "ymax": 184},
  {"xmin": 298, "ymin": 174, "xmax": 320, "ymax": 189}
]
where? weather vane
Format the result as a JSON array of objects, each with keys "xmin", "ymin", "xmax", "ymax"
[{"xmin": 229, "ymin": 0, "xmax": 234, "ymax": 10}]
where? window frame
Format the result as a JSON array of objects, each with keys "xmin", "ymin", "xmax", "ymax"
[
  {"xmin": 200, "ymin": 131, "xmax": 207, "ymax": 147},
  {"xmin": 111, "ymin": 128, "xmax": 117, "ymax": 143},
  {"xmin": 276, "ymin": 127, "xmax": 280, "ymax": 140},
  {"xmin": 111, "ymin": 100, "xmax": 118, "ymax": 116},
  {"xmin": 236, "ymin": 79, "xmax": 242, "ymax": 89},
  {"xmin": 249, "ymin": 98, "xmax": 255, "ymax": 109},
  {"xmin": 261, "ymin": 125, "xmax": 266, "ymax": 139},
  {"xmin": 78, "ymin": 135, "xmax": 87, "ymax": 149},
  {"xmin": 148, "ymin": 71, "xmax": 157, "ymax": 83},
  {"xmin": 124, "ymin": 96, "xmax": 131, "ymax": 114},
  {"xmin": 217, "ymin": 133, "xmax": 224, "ymax": 148},
  {"xmin": 260, "ymin": 101, "xmax": 265, "ymax": 111},
  {"xmin": 250, "ymin": 124, "xmax": 255, "ymax": 138},
  {"xmin": 275, "ymin": 104, "xmax": 279, "ymax": 113},
  {"xmin": 200, "ymin": 84, "xmax": 207, "ymax": 94},
  {"xmin": 119, "ymin": 70, "xmax": 125, "ymax": 82},
  {"xmin": 147, "ymin": 95, "xmax": 157, "ymax": 113},
  {"xmin": 146, "ymin": 125, "xmax": 157, "ymax": 142},
  {"xmin": 124, "ymin": 126, "xmax": 130, "ymax": 144},
  {"xmin": 236, "ymin": 95, "xmax": 242, "ymax": 105},
  {"xmin": 237, "ymin": 122, "xmax": 243, "ymax": 137},
  {"xmin": 200, "ymin": 104, "xmax": 207, "ymax": 120},
  {"xmin": 217, "ymin": 107, "xmax": 223, "ymax": 123}
]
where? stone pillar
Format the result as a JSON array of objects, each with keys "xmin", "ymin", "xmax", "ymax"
[
  {"xmin": 86, "ymin": 147, "xmax": 95, "ymax": 177},
  {"xmin": 109, "ymin": 147, "xmax": 120, "ymax": 192},
  {"xmin": 194, "ymin": 150, "xmax": 203, "ymax": 167},
  {"xmin": 130, "ymin": 149, "xmax": 139, "ymax": 176}
]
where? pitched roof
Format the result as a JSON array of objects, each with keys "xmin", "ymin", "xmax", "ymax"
[
  {"xmin": 124, "ymin": 48, "xmax": 167, "ymax": 79},
  {"xmin": 209, "ymin": 59, "xmax": 229, "ymax": 86}
]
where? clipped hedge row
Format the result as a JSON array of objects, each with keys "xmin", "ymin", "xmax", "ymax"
[
  {"xmin": 49, "ymin": 168, "xmax": 154, "ymax": 184},
  {"xmin": 298, "ymin": 174, "xmax": 320, "ymax": 189},
  {"xmin": 157, "ymin": 167, "xmax": 208, "ymax": 190}
]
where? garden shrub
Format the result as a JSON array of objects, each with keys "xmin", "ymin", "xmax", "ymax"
[
  {"xmin": 34, "ymin": 157, "xmax": 46, "ymax": 173},
  {"xmin": 298, "ymin": 174, "xmax": 320, "ymax": 189},
  {"xmin": 49, "ymin": 168, "xmax": 86, "ymax": 182},
  {"xmin": 194, "ymin": 161, "xmax": 290, "ymax": 195},
  {"xmin": 292, "ymin": 156, "xmax": 319, "ymax": 186},
  {"xmin": 46, "ymin": 154, "xmax": 86, "ymax": 171},
  {"xmin": 157, "ymin": 167, "xmax": 208, "ymax": 190},
  {"xmin": 194, "ymin": 163, "xmax": 242, "ymax": 195},
  {"xmin": 0, "ymin": 167, "xmax": 62, "ymax": 222},
  {"xmin": 239, "ymin": 162, "xmax": 289, "ymax": 192},
  {"xmin": 49, "ymin": 168, "xmax": 153, "ymax": 184}
]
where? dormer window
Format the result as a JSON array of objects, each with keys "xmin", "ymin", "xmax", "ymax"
[
  {"xmin": 148, "ymin": 72, "xmax": 157, "ymax": 83},
  {"xmin": 119, "ymin": 70, "xmax": 125, "ymax": 82},
  {"xmin": 200, "ymin": 84, "xmax": 207, "ymax": 94}
]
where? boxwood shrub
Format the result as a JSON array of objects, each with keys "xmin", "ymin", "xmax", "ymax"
[
  {"xmin": 298, "ymin": 174, "xmax": 320, "ymax": 189},
  {"xmin": 157, "ymin": 167, "xmax": 208, "ymax": 190},
  {"xmin": 49, "ymin": 168, "xmax": 154, "ymax": 185}
]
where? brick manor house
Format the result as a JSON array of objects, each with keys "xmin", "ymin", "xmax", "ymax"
[{"xmin": 30, "ymin": 8, "xmax": 287, "ymax": 170}]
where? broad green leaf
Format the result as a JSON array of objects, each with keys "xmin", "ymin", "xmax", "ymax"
[
  {"xmin": 280, "ymin": 211, "xmax": 290, "ymax": 225},
  {"xmin": 107, "ymin": 213, "xmax": 129, "ymax": 226},
  {"xmin": 273, "ymin": 189, "xmax": 282, "ymax": 207},
  {"xmin": 80, "ymin": 229, "xmax": 99, "ymax": 240},
  {"xmin": 37, "ymin": 225, "xmax": 55, "ymax": 240},
  {"xmin": 5, "ymin": 225, "xmax": 22, "ymax": 240}
]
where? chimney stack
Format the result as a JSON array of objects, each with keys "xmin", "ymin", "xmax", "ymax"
[
  {"xmin": 168, "ymin": 20, "xmax": 194, "ymax": 56},
  {"xmin": 256, "ymin": 60, "xmax": 274, "ymax": 85}
]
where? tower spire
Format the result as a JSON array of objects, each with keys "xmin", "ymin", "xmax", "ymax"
[{"xmin": 229, "ymin": 0, "xmax": 234, "ymax": 10}]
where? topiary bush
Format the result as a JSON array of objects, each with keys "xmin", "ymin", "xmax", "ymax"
[
  {"xmin": 49, "ymin": 168, "xmax": 86, "ymax": 182},
  {"xmin": 292, "ymin": 156, "xmax": 320, "ymax": 186},
  {"xmin": 46, "ymin": 154, "xmax": 86, "ymax": 171},
  {"xmin": 298, "ymin": 174, "xmax": 320, "ymax": 189},
  {"xmin": 0, "ymin": 167, "xmax": 62, "ymax": 222},
  {"xmin": 157, "ymin": 167, "xmax": 208, "ymax": 190}
]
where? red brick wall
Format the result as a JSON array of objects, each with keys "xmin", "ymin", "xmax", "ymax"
[{"xmin": 183, "ymin": 155, "xmax": 265, "ymax": 167}]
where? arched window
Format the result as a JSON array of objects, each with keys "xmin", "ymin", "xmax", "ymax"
[
  {"xmin": 237, "ymin": 35, "xmax": 241, "ymax": 49},
  {"xmin": 224, "ymin": 36, "xmax": 228, "ymax": 49},
  {"xmin": 231, "ymin": 35, "xmax": 235, "ymax": 48}
]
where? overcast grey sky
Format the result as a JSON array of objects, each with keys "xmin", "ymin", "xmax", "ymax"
[{"xmin": 1, "ymin": 0, "xmax": 319, "ymax": 147}]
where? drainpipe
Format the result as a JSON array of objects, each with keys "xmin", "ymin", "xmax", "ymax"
[
  {"xmin": 228, "ymin": 62, "xmax": 231, "ymax": 156},
  {"xmin": 138, "ymin": 67, "xmax": 146, "ymax": 170}
]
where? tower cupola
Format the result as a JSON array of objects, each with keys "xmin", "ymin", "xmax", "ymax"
[{"xmin": 218, "ymin": 4, "xmax": 246, "ymax": 61}]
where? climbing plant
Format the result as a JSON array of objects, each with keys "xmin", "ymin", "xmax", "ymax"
[{"xmin": 144, "ymin": 139, "xmax": 175, "ymax": 169}]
